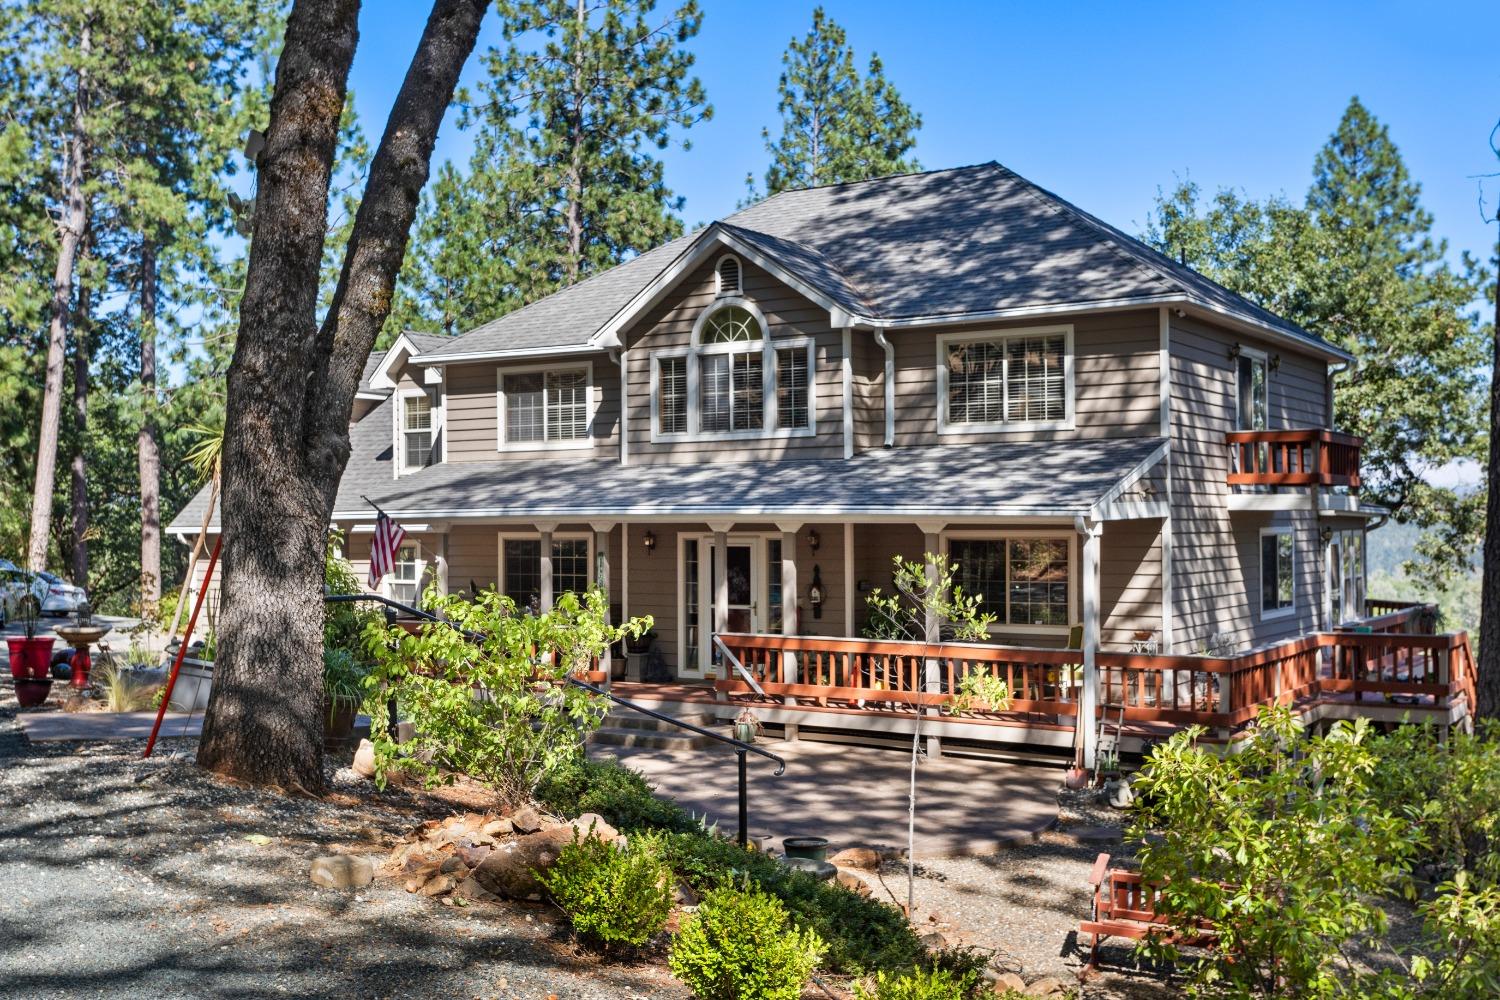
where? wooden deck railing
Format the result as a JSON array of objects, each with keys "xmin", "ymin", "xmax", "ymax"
[
  {"xmin": 1226, "ymin": 429, "xmax": 1361, "ymax": 489},
  {"xmin": 714, "ymin": 623, "xmax": 1473, "ymax": 735},
  {"xmin": 1357, "ymin": 599, "xmax": 1436, "ymax": 634}
]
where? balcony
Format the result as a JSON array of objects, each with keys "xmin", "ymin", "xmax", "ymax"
[{"xmin": 1226, "ymin": 428, "xmax": 1361, "ymax": 489}]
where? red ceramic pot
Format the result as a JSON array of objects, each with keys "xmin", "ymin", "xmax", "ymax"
[
  {"xmin": 14, "ymin": 676, "xmax": 53, "ymax": 708},
  {"xmin": 7, "ymin": 637, "xmax": 55, "ymax": 680}
]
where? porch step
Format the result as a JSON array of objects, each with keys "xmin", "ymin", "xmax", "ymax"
[{"xmin": 590, "ymin": 709, "xmax": 722, "ymax": 750}]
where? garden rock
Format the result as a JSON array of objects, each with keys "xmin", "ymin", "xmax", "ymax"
[
  {"xmin": 419, "ymin": 874, "xmax": 457, "ymax": 897},
  {"xmin": 920, "ymin": 931, "xmax": 948, "ymax": 949},
  {"xmin": 458, "ymin": 843, "xmax": 492, "ymax": 867},
  {"xmin": 835, "ymin": 869, "xmax": 872, "ymax": 897},
  {"xmin": 991, "ymin": 972, "xmax": 1027, "ymax": 993},
  {"xmin": 481, "ymin": 818, "xmax": 513, "ymax": 838},
  {"xmin": 351, "ymin": 739, "xmax": 376, "ymax": 778},
  {"xmin": 1023, "ymin": 977, "xmax": 1069, "ymax": 997},
  {"xmin": 829, "ymin": 846, "xmax": 882, "ymax": 870},
  {"xmin": 470, "ymin": 819, "xmax": 618, "ymax": 900},
  {"xmin": 309, "ymin": 854, "xmax": 374, "ymax": 890},
  {"xmin": 455, "ymin": 875, "xmax": 502, "ymax": 903},
  {"xmin": 509, "ymin": 806, "xmax": 545, "ymax": 833}
]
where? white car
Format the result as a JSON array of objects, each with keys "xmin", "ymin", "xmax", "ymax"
[
  {"xmin": 0, "ymin": 559, "xmax": 47, "ymax": 624},
  {"xmin": 38, "ymin": 571, "xmax": 88, "ymax": 616}
]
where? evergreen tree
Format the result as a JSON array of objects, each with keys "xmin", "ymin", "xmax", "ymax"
[
  {"xmin": 390, "ymin": 0, "xmax": 710, "ymax": 340},
  {"xmin": 1147, "ymin": 97, "xmax": 1491, "ymax": 583},
  {"xmin": 758, "ymin": 7, "xmax": 921, "ymax": 196}
]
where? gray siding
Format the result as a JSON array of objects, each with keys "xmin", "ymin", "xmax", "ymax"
[
  {"xmin": 443, "ymin": 354, "xmax": 618, "ymax": 464},
  {"xmin": 1169, "ymin": 315, "xmax": 1329, "ymax": 651}
]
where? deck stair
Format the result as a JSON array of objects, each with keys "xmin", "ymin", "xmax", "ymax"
[{"xmin": 590, "ymin": 708, "xmax": 723, "ymax": 751}]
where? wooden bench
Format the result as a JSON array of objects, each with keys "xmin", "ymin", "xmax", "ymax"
[{"xmin": 1079, "ymin": 853, "xmax": 1216, "ymax": 971}]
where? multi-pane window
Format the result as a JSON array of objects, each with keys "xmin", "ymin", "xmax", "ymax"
[
  {"xmin": 1261, "ymin": 529, "xmax": 1295, "ymax": 617},
  {"xmin": 657, "ymin": 356, "xmax": 688, "ymax": 434},
  {"xmin": 503, "ymin": 537, "xmax": 591, "ymax": 612},
  {"xmin": 389, "ymin": 543, "xmax": 421, "ymax": 604},
  {"xmin": 402, "ymin": 394, "xmax": 433, "ymax": 469},
  {"xmin": 945, "ymin": 331, "xmax": 1067, "ymax": 428},
  {"xmin": 503, "ymin": 367, "xmax": 589, "ymax": 444},
  {"xmin": 776, "ymin": 348, "xmax": 810, "ymax": 429},
  {"xmin": 682, "ymin": 542, "xmax": 700, "ymax": 671},
  {"xmin": 1328, "ymin": 529, "xmax": 1365, "ymax": 625},
  {"xmin": 949, "ymin": 536, "xmax": 1071, "ymax": 627},
  {"xmin": 654, "ymin": 304, "xmax": 812, "ymax": 438}
]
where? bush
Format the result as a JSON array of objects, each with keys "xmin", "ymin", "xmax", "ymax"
[
  {"xmin": 853, "ymin": 966, "xmax": 979, "ymax": 1000},
  {"xmin": 362, "ymin": 587, "xmax": 651, "ymax": 802},
  {"xmin": 670, "ymin": 883, "xmax": 824, "ymax": 1000},
  {"xmin": 656, "ymin": 830, "xmax": 926, "ymax": 975},
  {"xmin": 538, "ymin": 830, "xmax": 673, "ymax": 951},
  {"xmin": 536, "ymin": 756, "xmax": 699, "ymax": 833}
]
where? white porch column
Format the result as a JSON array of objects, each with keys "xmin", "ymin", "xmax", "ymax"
[
  {"xmin": 776, "ymin": 522, "xmax": 801, "ymax": 695},
  {"xmin": 537, "ymin": 521, "xmax": 557, "ymax": 612},
  {"xmin": 435, "ymin": 532, "xmax": 449, "ymax": 597},
  {"xmin": 708, "ymin": 521, "xmax": 733, "ymax": 645},
  {"xmin": 1078, "ymin": 516, "xmax": 1103, "ymax": 770},
  {"xmin": 591, "ymin": 521, "xmax": 615, "ymax": 684},
  {"xmin": 918, "ymin": 522, "xmax": 945, "ymax": 757},
  {"xmin": 843, "ymin": 522, "xmax": 855, "ymax": 636}
]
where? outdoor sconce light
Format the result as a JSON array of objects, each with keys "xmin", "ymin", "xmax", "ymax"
[
  {"xmin": 1269, "ymin": 354, "xmax": 1282, "ymax": 372},
  {"xmin": 808, "ymin": 565, "xmax": 825, "ymax": 619},
  {"xmin": 1319, "ymin": 526, "xmax": 1333, "ymax": 546},
  {"xmin": 807, "ymin": 528, "xmax": 821, "ymax": 553},
  {"xmin": 1228, "ymin": 343, "xmax": 1242, "ymax": 361},
  {"xmin": 642, "ymin": 529, "xmax": 656, "ymax": 554}
]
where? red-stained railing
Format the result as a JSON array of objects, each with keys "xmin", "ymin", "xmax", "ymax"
[{"xmin": 1226, "ymin": 429, "xmax": 1361, "ymax": 488}]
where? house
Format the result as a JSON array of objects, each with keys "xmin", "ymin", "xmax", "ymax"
[{"xmin": 171, "ymin": 163, "xmax": 1471, "ymax": 763}]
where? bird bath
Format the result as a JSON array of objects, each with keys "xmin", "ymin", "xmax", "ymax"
[{"xmin": 54, "ymin": 621, "xmax": 110, "ymax": 690}]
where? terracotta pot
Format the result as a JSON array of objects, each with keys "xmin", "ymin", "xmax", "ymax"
[
  {"xmin": 7, "ymin": 637, "xmax": 55, "ymax": 680},
  {"xmin": 1064, "ymin": 767, "xmax": 1091, "ymax": 790},
  {"xmin": 14, "ymin": 676, "xmax": 53, "ymax": 708}
]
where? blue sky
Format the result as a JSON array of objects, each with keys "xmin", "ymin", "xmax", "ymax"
[{"xmin": 347, "ymin": 0, "xmax": 1500, "ymax": 271}]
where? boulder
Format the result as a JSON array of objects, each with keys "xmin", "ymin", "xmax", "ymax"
[
  {"xmin": 419, "ymin": 874, "xmax": 456, "ymax": 897},
  {"xmin": 455, "ymin": 875, "xmax": 501, "ymax": 903},
  {"xmin": 992, "ymin": 972, "xmax": 1026, "ymax": 993},
  {"xmin": 570, "ymin": 813, "xmax": 620, "ymax": 843},
  {"xmin": 458, "ymin": 843, "xmax": 492, "ymax": 868},
  {"xmin": 439, "ymin": 855, "xmax": 467, "ymax": 875},
  {"xmin": 834, "ymin": 869, "xmax": 872, "ymax": 898},
  {"xmin": 351, "ymin": 739, "xmax": 376, "ymax": 778},
  {"xmin": 481, "ymin": 818, "xmax": 513, "ymax": 838},
  {"xmin": 920, "ymin": 931, "xmax": 948, "ymax": 950},
  {"xmin": 509, "ymin": 806, "xmax": 546, "ymax": 834},
  {"xmin": 1024, "ymin": 977, "xmax": 1069, "ymax": 997},
  {"xmin": 309, "ymin": 855, "xmax": 374, "ymax": 890},
  {"xmin": 469, "ymin": 821, "xmax": 616, "ymax": 900},
  {"xmin": 829, "ymin": 846, "xmax": 882, "ymax": 870}
]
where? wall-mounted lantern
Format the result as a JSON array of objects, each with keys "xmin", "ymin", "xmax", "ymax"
[
  {"xmin": 807, "ymin": 528, "xmax": 821, "ymax": 554},
  {"xmin": 642, "ymin": 529, "xmax": 656, "ymax": 554},
  {"xmin": 808, "ymin": 564, "xmax": 824, "ymax": 619}
]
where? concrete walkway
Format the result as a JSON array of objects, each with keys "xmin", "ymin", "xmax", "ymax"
[
  {"xmin": 17, "ymin": 711, "xmax": 203, "ymax": 742},
  {"xmin": 608, "ymin": 738, "xmax": 1058, "ymax": 859}
]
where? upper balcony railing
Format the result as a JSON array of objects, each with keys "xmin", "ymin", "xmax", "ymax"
[{"xmin": 1226, "ymin": 429, "xmax": 1361, "ymax": 489}]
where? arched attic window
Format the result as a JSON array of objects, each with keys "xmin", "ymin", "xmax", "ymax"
[{"xmin": 715, "ymin": 254, "xmax": 742, "ymax": 297}]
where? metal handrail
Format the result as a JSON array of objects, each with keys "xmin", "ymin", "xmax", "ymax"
[{"xmin": 327, "ymin": 592, "xmax": 783, "ymax": 844}]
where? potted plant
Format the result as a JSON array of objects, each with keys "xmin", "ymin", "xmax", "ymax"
[
  {"xmin": 624, "ymin": 628, "xmax": 656, "ymax": 656},
  {"xmin": 7, "ymin": 593, "xmax": 54, "ymax": 681},
  {"xmin": 949, "ymin": 672, "xmax": 1011, "ymax": 715},
  {"xmin": 323, "ymin": 646, "xmax": 368, "ymax": 751}
]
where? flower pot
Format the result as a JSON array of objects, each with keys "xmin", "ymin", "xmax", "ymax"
[
  {"xmin": 7, "ymin": 637, "xmax": 55, "ymax": 680},
  {"xmin": 323, "ymin": 696, "xmax": 360, "ymax": 751},
  {"xmin": 168, "ymin": 658, "xmax": 214, "ymax": 712},
  {"xmin": 781, "ymin": 836, "xmax": 830, "ymax": 861},
  {"xmin": 1064, "ymin": 767, "xmax": 1091, "ymax": 790},
  {"xmin": 14, "ymin": 676, "xmax": 53, "ymax": 708}
]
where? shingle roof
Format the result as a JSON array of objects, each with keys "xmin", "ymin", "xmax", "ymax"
[
  {"xmin": 358, "ymin": 332, "xmax": 455, "ymax": 394},
  {"xmin": 418, "ymin": 162, "xmax": 1346, "ymax": 362}
]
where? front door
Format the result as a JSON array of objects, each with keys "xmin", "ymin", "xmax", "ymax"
[{"xmin": 679, "ymin": 535, "xmax": 763, "ymax": 679}]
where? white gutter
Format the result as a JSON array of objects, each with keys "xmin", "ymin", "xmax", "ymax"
[
  {"xmin": 871, "ymin": 328, "xmax": 895, "ymax": 446},
  {"xmin": 414, "ymin": 344, "xmax": 606, "ymax": 365}
]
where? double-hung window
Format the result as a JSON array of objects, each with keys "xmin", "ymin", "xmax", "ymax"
[
  {"xmin": 501, "ymin": 535, "xmax": 593, "ymax": 611},
  {"xmin": 388, "ymin": 542, "xmax": 422, "ymax": 604},
  {"xmin": 939, "ymin": 327, "xmax": 1072, "ymax": 433},
  {"xmin": 401, "ymin": 392, "xmax": 434, "ymax": 470},
  {"xmin": 653, "ymin": 300, "xmax": 814, "ymax": 440},
  {"xmin": 1260, "ymin": 527, "xmax": 1295, "ymax": 619},
  {"xmin": 947, "ymin": 535, "xmax": 1072, "ymax": 629},
  {"xmin": 499, "ymin": 365, "xmax": 591, "ymax": 448}
]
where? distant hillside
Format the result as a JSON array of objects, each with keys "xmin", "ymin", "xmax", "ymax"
[{"xmin": 1367, "ymin": 519, "xmax": 1481, "ymax": 577}]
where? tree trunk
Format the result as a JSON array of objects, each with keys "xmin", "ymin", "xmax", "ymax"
[
  {"xmin": 138, "ymin": 239, "xmax": 161, "ymax": 615},
  {"xmin": 196, "ymin": 0, "xmax": 487, "ymax": 793},
  {"xmin": 28, "ymin": 22, "xmax": 90, "ymax": 573},
  {"xmin": 563, "ymin": 0, "xmax": 585, "ymax": 285},
  {"xmin": 1479, "ymin": 235, "xmax": 1500, "ymax": 719},
  {"xmin": 70, "ymin": 274, "xmax": 91, "ymax": 588}
]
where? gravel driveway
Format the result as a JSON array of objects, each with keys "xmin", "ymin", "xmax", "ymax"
[{"xmin": 0, "ymin": 677, "xmax": 687, "ymax": 1000}]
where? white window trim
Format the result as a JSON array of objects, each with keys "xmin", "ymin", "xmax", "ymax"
[
  {"xmin": 497, "ymin": 531, "xmax": 596, "ymax": 600},
  {"xmin": 495, "ymin": 361, "xmax": 596, "ymax": 453},
  {"xmin": 396, "ymin": 388, "xmax": 438, "ymax": 475},
  {"xmin": 714, "ymin": 253, "xmax": 742, "ymax": 297},
  {"xmin": 649, "ymin": 297, "xmax": 818, "ymax": 442},
  {"xmin": 1235, "ymin": 345, "xmax": 1270, "ymax": 432},
  {"xmin": 935, "ymin": 325, "xmax": 1075, "ymax": 435},
  {"xmin": 1259, "ymin": 525, "xmax": 1296, "ymax": 621},
  {"xmin": 383, "ymin": 539, "xmax": 424, "ymax": 602},
  {"xmin": 941, "ymin": 529, "xmax": 1077, "ymax": 635}
]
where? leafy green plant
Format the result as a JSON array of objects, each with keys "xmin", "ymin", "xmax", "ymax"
[
  {"xmin": 538, "ymin": 828, "xmax": 673, "ymax": 951},
  {"xmin": 670, "ymin": 882, "xmax": 825, "ymax": 1000},
  {"xmin": 324, "ymin": 531, "xmax": 379, "ymax": 657},
  {"xmin": 322, "ymin": 645, "xmax": 367, "ymax": 719},
  {"xmin": 949, "ymin": 670, "xmax": 1010, "ymax": 714},
  {"xmin": 362, "ymin": 586, "xmax": 650, "ymax": 803},
  {"xmin": 1130, "ymin": 706, "xmax": 1419, "ymax": 997},
  {"xmin": 536, "ymin": 755, "xmax": 699, "ymax": 833},
  {"xmin": 853, "ymin": 966, "xmax": 979, "ymax": 1000}
]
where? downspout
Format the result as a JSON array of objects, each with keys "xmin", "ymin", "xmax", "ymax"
[
  {"xmin": 872, "ymin": 328, "xmax": 895, "ymax": 447},
  {"xmin": 611, "ymin": 348, "xmax": 628, "ymax": 467}
]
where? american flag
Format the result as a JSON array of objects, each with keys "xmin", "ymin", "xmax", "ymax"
[{"xmin": 368, "ymin": 511, "xmax": 406, "ymax": 590}]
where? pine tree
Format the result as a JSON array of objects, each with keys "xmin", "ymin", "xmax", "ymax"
[
  {"xmin": 388, "ymin": 0, "xmax": 710, "ymax": 341},
  {"xmin": 1147, "ymin": 97, "xmax": 1490, "ymax": 583},
  {"xmin": 759, "ymin": 7, "xmax": 921, "ymax": 196}
]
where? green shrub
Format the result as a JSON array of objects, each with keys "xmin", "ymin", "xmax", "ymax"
[
  {"xmin": 538, "ymin": 830, "xmax": 673, "ymax": 951},
  {"xmin": 853, "ymin": 965, "xmax": 980, "ymax": 1000},
  {"xmin": 536, "ymin": 756, "xmax": 699, "ymax": 833},
  {"xmin": 670, "ymin": 883, "xmax": 824, "ymax": 1000},
  {"xmin": 656, "ymin": 830, "xmax": 926, "ymax": 975}
]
